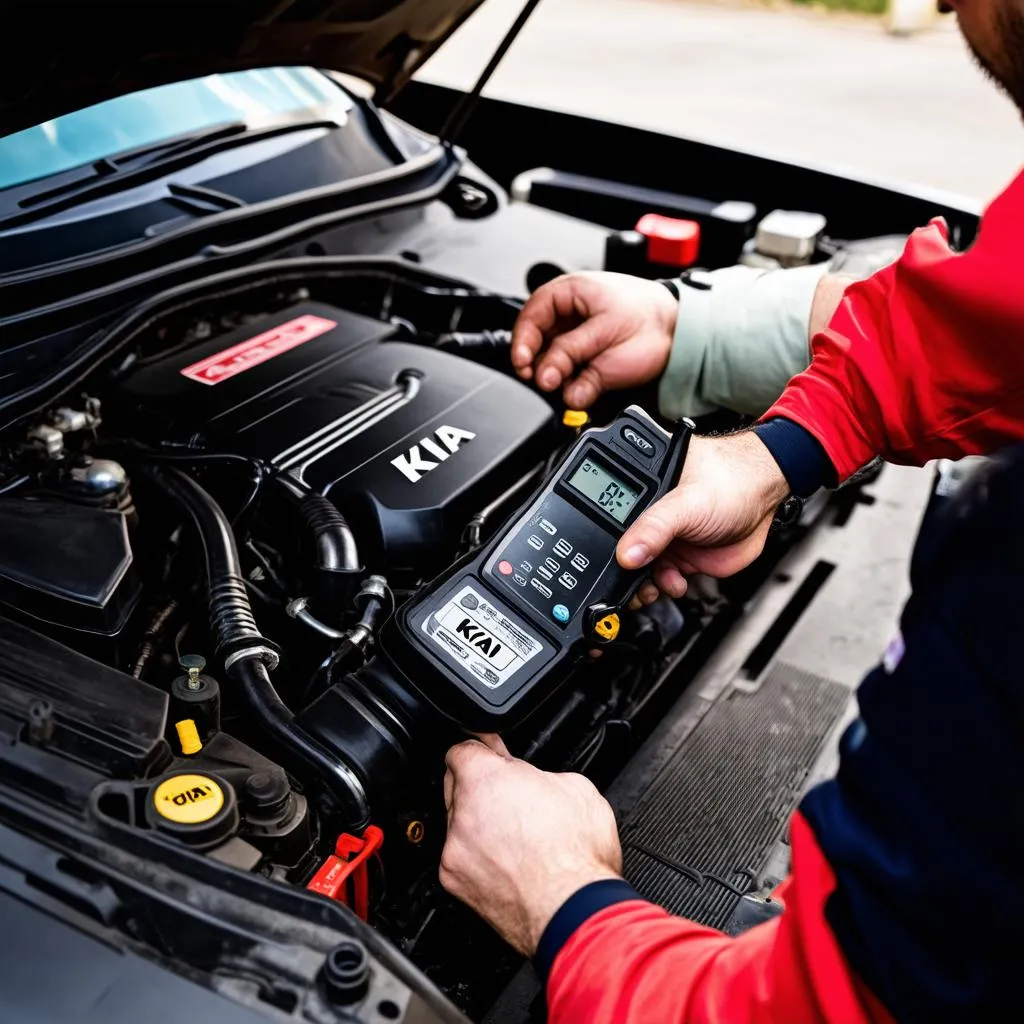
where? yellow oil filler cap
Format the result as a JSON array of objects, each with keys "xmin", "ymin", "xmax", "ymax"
[
  {"xmin": 563, "ymin": 409, "xmax": 590, "ymax": 429},
  {"xmin": 153, "ymin": 773, "xmax": 224, "ymax": 824},
  {"xmin": 175, "ymin": 719, "xmax": 203, "ymax": 756},
  {"xmin": 146, "ymin": 771, "xmax": 239, "ymax": 850},
  {"xmin": 593, "ymin": 613, "xmax": 621, "ymax": 642}
]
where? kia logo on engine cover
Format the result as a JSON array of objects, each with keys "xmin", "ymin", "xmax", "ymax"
[{"xmin": 391, "ymin": 425, "xmax": 477, "ymax": 483}]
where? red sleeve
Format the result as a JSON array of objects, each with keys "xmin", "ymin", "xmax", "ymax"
[
  {"xmin": 766, "ymin": 170, "xmax": 1024, "ymax": 481},
  {"xmin": 546, "ymin": 813, "xmax": 893, "ymax": 1024}
]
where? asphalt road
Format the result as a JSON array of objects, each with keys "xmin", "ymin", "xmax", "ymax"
[{"xmin": 420, "ymin": 0, "xmax": 1023, "ymax": 204}]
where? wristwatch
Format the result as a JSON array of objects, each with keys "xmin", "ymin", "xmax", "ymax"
[{"xmin": 772, "ymin": 494, "xmax": 805, "ymax": 530}]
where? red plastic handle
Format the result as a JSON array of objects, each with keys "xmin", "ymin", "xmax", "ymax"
[{"xmin": 307, "ymin": 825, "xmax": 384, "ymax": 920}]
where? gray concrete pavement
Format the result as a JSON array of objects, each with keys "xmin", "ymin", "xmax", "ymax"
[{"xmin": 420, "ymin": 0, "xmax": 1023, "ymax": 203}]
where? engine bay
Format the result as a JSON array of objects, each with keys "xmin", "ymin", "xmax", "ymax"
[
  {"xmin": 0, "ymin": 181, "xmax": 949, "ymax": 1023},
  {"xmin": 0, "ymin": 257, "xmax": 795, "ymax": 1011}
]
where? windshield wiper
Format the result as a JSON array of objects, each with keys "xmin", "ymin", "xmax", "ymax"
[
  {"xmin": 13, "ymin": 122, "xmax": 249, "ymax": 211},
  {"xmin": 0, "ymin": 118, "xmax": 338, "ymax": 232},
  {"xmin": 119, "ymin": 122, "xmax": 251, "ymax": 170}
]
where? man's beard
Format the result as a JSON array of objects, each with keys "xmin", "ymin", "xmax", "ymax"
[{"xmin": 963, "ymin": 6, "xmax": 1024, "ymax": 114}]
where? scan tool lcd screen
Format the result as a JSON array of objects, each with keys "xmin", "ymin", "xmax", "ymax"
[{"xmin": 567, "ymin": 458, "xmax": 640, "ymax": 523}]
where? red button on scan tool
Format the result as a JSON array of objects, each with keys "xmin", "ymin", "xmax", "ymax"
[
  {"xmin": 498, "ymin": 560, "xmax": 514, "ymax": 576},
  {"xmin": 635, "ymin": 214, "xmax": 701, "ymax": 268}
]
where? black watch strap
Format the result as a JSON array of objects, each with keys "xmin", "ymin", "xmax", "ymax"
[{"xmin": 659, "ymin": 270, "xmax": 713, "ymax": 301}]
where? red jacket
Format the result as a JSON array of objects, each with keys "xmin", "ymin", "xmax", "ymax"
[
  {"xmin": 545, "ymin": 167, "xmax": 1024, "ymax": 1024},
  {"xmin": 548, "ymin": 815, "xmax": 891, "ymax": 1024},
  {"xmin": 770, "ymin": 169, "xmax": 1024, "ymax": 482}
]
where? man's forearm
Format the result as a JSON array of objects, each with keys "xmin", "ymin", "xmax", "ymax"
[
  {"xmin": 656, "ymin": 266, "xmax": 850, "ymax": 498},
  {"xmin": 658, "ymin": 263, "xmax": 828, "ymax": 421},
  {"xmin": 748, "ymin": 273, "xmax": 851, "ymax": 499},
  {"xmin": 657, "ymin": 266, "xmax": 855, "ymax": 423}
]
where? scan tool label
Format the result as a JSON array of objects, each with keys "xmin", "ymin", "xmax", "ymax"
[
  {"xmin": 180, "ymin": 314, "xmax": 337, "ymax": 385},
  {"xmin": 422, "ymin": 585, "xmax": 543, "ymax": 688}
]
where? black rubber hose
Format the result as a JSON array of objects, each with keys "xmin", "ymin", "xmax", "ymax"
[
  {"xmin": 435, "ymin": 329, "xmax": 512, "ymax": 355},
  {"xmin": 301, "ymin": 494, "xmax": 361, "ymax": 572},
  {"xmin": 145, "ymin": 467, "xmax": 369, "ymax": 827},
  {"xmin": 232, "ymin": 659, "xmax": 369, "ymax": 828},
  {"xmin": 147, "ymin": 467, "xmax": 263, "ymax": 659}
]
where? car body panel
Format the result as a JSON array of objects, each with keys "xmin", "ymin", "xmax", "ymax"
[{"xmin": 0, "ymin": 0, "xmax": 487, "ymax": 135}]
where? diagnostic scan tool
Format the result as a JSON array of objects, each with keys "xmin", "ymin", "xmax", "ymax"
[{"xmin": 381, "ymin": 407, "xmax": 693, "ymax": 730}]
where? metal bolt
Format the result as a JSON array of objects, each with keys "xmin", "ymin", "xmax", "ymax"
[
  {"xmin": 405, "ymin": 820, "xmax": 425, "ymax": 845},
  {"xmin": 179, "ymin": 654, "xmax": 206, "ymax": 691},
  {"xmin": 27, "ymin": 700, "xmax": 55, "ymax": 745}
]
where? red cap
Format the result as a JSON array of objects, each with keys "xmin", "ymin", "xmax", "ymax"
[{"xmin": 635, "ymin": 214, "xmax": 701, "ymax": 268}]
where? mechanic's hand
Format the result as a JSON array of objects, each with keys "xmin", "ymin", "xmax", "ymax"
[
  {"xmin": 512, "ymin": 272, "xmax": 678, "ymax": 409},
  {"xmin": 621, "ymin": 431, "xmax": 790, "ymax": 603},
  {"xmin": 440, "ymin": 734, "xmax": 622, "ymax": 956}
]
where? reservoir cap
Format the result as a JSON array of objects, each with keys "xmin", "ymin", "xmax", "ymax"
[
  {"xmin": 153, "ymin": 772, "xmax": 224, "ymax": 823},
  {"xmin": 147, "ymin": 770, "xmax": 239, "ymax": 849}
]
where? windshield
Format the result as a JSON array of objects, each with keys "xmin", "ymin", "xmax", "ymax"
[{"xmin": 0, "ymin": 67, "xmax": 353, "ymax": 191}]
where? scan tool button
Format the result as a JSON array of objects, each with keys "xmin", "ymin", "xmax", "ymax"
[
  {"xmin": 552, "ymin": 604, "xmax": 571, "ymax": 624},
  {"xmin": 621, "ymin": 426, "xmax": 656, "ymax": 457},
  {"xmin": 527, "ymin": 535, "xmax": 544, "ymax": 551},
  {"xmin": 498, "ymin": 560, "xmax": 514, "ymax": 576}
]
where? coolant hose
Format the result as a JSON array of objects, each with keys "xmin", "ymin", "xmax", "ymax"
[
  {"xmin": 300, "ymin": 494, "xmax": 363, "ymax": 608},
  {"xmin": 301, "ymin": 494, "xmax": 361, "ymax": 573},
  {"xmin": 231, "ymin": 659, "xmax": 369, "ymax": 828},
  {"xmin": 145, "ymin": 467, "xmax": 370, "ymax": 827}
]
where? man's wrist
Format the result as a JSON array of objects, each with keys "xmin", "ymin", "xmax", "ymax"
[
  {"xmin": 532, "ymin": 877, "xmax": 643, "ymax": 980},
  {"xmin": 523, "ymin": 865, "xmax": 623, "ymax": 956},
  {"xmin": 709, "ymin": 430, "xmax": 791, "ymax": 513}
]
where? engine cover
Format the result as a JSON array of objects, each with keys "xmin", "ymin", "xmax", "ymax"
[{"xmin": 114, "ymin": 302, "xmax": 556, "ymax": 565}]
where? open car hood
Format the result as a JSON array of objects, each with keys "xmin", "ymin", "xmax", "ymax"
[{"xmin": 0, "ymin": 0, "xmax": 487, "ymax": 137}]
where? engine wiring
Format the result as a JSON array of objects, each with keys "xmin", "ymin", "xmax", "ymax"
[{"xmin": 131, "ymin": 599, "xmax": 180, "ymax": 679}]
